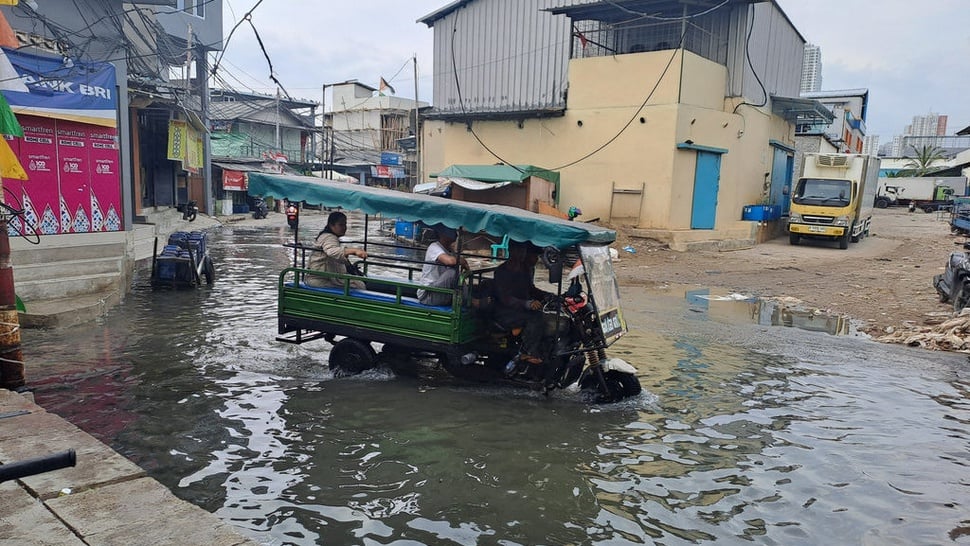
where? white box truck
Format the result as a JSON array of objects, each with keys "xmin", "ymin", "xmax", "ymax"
[{"xmin": 788, "ymin": 153, "xmax": 880, "ymax": 250}]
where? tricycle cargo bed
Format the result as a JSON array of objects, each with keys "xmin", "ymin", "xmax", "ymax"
[{"xmin": 278, "ymin": 268, "xmax": 479, "ymax": 347}]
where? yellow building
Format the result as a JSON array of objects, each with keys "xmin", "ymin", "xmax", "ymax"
[{"xmin": 418, "ymin": 0, "xmax": 832, "ymax": 250}]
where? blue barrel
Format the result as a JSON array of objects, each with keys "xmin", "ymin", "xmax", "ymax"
[{"xmin": 395, "ymin": 220, "xmax": 415, "ymax": 239}]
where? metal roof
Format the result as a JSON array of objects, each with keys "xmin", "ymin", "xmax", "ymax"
[
  {"xmin": 771, "ymin": 95, "xmax": 834, "ymax": 125},
  {"xmin": 546, "ymin": 0, "xmax": 764, "ymax": 22},
  {"xmin": 417, "ymin": 0, "xmax": 472, "ymax": 26},
  {"xmin": 208, "ymin": 100, "xmax": 314, "ymax": 128}
]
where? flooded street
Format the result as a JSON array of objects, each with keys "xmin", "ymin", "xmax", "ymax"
[{"xmin": 22, "ymin": 217, "xmax": 970, "ymax": 546}]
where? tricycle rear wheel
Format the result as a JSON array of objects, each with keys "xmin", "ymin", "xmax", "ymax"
[{"xmin": 329, "ymin": 338, "xmax": 377, "ymax": 376}]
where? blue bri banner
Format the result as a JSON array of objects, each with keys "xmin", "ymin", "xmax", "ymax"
[{"xmin": 0, "ymin": 47, "xmax": 117, "ymax": 128}]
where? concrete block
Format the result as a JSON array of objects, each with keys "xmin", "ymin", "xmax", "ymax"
[
  {"xmin": 47, "ymin": 477, "xmax": 255, "ymax": 546},
  {"xmin": 0, "ymin": 482, "xmax": 86, "ymax": 546},
  {"xmin": 0, "ymin": 406, "xmax": 145, "ymax": 500}
]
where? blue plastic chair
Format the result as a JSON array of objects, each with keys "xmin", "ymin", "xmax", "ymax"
[{"xmin": 490, "ymin": 234, "xmax": 510, "ymax": 259}]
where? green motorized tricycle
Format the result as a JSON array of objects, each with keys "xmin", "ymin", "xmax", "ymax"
[{"xmin": 250, "ymin": 172, "xmax": 642, "ymax": 403}]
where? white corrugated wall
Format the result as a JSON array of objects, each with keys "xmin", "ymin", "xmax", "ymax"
[{"xmin": 429, "ymin": 0, "xmax": 571, "ymax": 115}]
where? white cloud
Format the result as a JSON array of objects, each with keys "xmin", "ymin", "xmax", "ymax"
[
  {"xmin": 218, "ymin": 0, "xmax": 970, "ymax": 137},
  {"xmin": 218, "ymin": 0, "xmax": 441, "ymax": 101},
  {"xmin": 776, "ymin": 0, "xmax": 970, "ymax": 137}
]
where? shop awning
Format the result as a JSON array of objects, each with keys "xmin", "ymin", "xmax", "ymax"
[{"xmin": 771, "ymin": 96, "xmax": 834, "ymax": 125}]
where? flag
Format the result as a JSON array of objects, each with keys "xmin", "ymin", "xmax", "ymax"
[
  {"xmin": 0, "ymin": 137, "xmax": 27, "ymax": 180},
  {"xmin": 379, "ymin": 77, "xmax": 395, "ymax": 95},
  {"xmin": 0, "ymin": 10, "xmax": 18, "ymax": 48},
  {"xmin": 0, "ymin": 92, "xmax": 22, "ymax": 137}
]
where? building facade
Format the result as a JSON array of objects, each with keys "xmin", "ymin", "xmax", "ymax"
[
  {"xmin": 892, "ymin": 112, "xmax": 950, "ymax": 156},
  {"xmin": 800, "ymin": 43, "xmax": 822, "ymax": 94},
  {"xmin": 326, "ymin": 81, "xmax": 428, "ymax": 188},
  {"xmin": 417, "ymin": 0, "xmax": 815, "ymax": 249}
]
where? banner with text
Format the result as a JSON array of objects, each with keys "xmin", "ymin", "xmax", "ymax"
[{"xmin": 0, "ymin": 47, "xmax": 117, "ymax": 127}]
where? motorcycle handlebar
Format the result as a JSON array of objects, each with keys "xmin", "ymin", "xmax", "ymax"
[{"xmin": 0, "ymin": 449, "xmax": 76, "ymax": 483}]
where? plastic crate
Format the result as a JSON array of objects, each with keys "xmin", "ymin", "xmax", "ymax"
[{"xmin": 742, "ymin": 205, "xmax": 781, "ymax": 221}]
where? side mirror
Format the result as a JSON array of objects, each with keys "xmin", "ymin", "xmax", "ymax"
[{"xmin": 541, "ymin": 246, "xmax": 563, "ymax": 283}]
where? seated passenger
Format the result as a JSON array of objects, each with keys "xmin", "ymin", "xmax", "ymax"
[
  {"xmin": 493, "ymin": 241, "xmax": 552, "ymax": 363},
  {"xmin": 306, "ymin": 211, "xmax": 367, "ymax": 290},
  {"xmin": 417, "ymin": 225, "xmax": 468, "ymax": 306}
]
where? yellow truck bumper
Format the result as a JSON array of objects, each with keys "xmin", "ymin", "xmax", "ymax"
[{"xmin": 788, "ymin": 224, "xmax": 847, "ymax": 237}]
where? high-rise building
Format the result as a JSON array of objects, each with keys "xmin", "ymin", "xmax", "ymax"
[
  {"xmin": 862, "ymin": 135, "xmax": 880, "ymax": 156},
  {"xmin": 800, "ymin": 44, "xmax": 822, "ymax": 94},
  {"xmin": 892, "ymin": 112, "xmax": 949, "ymax": 155},
  {"xmin": 906, "ymin": 113, "xmax": 948, "ymax": 136}
]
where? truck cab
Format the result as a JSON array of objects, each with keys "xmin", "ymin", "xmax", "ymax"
[{"xmin": 788, "ymin": 153, "xmax": 879, "ymax": 250}]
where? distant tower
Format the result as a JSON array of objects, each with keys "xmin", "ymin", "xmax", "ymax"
[
  {"xmin": 800, "ymin": 44, "xmax": 822, "ymax": 94},
  {"xmin": 892, "ymin": 112, "xmax": 948, "ymax": 155},
  {"xmin": 906, "ymin": 113, "xmax": 947, "ymax": 136},
  {"xmin": 862, "ymin": 135, "xmax": 880, "ymax": 156}
]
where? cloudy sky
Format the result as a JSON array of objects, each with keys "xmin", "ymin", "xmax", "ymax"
[{"xmin": 218, "ymin": 0, "xmax": 969, "ymax": 140}]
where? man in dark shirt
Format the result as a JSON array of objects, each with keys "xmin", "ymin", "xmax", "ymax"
[{"xmin": 493, "ymin": 241, "xmax": 551, "ymax": 363}]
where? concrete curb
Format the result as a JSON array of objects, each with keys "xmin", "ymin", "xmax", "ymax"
[{"xmin": 0, "ymin": 389, "xmax": 258, "ymax": 545}]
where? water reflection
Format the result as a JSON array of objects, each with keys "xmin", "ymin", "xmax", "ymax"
[
  {"xmin": 22, "ymin": 215, "xmax": 970, "ymax": 545},
  {"xmin": 678, "ymin": 286, "xmax": 851, "ymax": 335}
]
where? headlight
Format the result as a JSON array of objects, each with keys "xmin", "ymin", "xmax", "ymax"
[
  {"xmin": 788, "ymin": 213, "xmax": 802, "ymax": 223},
  {"xmin": 833, "ymin": 215, "xmax": 850, "ymax": 226}
]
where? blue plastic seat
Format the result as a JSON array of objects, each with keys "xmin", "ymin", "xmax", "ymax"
[{"xmin": 490, "ymin": 234, "xmax": 510, "ymax": 259}]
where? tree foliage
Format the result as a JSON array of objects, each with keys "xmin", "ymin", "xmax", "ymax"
[{"xmin": 903, "ymin": 144, "xmax": 947, "ymax": 176}]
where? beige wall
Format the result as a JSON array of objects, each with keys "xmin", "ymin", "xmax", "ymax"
[{"xmin": 422, "ymin": 50, "xmax": 796, "ymax": 244}]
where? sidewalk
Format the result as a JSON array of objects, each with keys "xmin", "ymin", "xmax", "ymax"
[{"xmin": 0, "ymin": 388, "xmax": 258, "ymax": 545}]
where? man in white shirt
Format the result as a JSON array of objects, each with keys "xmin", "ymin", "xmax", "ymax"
[{"xmin": 417, "ymin": 225, "xmax": 468, "ymax": 306}]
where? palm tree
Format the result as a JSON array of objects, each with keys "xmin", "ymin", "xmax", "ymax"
[{"xmin": 904, "ymin": 144, "xmax": 947, "ymax": 176}]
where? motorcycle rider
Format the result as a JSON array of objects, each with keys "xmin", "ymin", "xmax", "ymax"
[
  {"xmin": 493, "ymin": 241, "xmax": 552, "ymax": 365},
  {"xmin": 286, "ymin": 201, "xmax": 300, "ymax": 228}
]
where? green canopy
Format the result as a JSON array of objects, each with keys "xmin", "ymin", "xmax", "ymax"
[
  {"xmin": 431, "ymin": 164, "xmax": 559, "ymax": 184},
  {"xmin": 248, "ymin": 172, "xmax": 615, "ymax": 248}
]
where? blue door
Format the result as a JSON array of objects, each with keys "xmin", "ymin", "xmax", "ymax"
[
  {"xmin": 690, "ymin": 151, "xmax": 720, "ymax": 229},
  {"xmin": 770, "ymin": 147, "xmax": 793, "ymax": 215}
]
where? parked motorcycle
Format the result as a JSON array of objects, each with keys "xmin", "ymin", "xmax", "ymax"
[
  {"xmin": 933, "ymin": 244, "xmax": 970, "ymax": 311},
  {"xmin": 178, "ymin": 200, "xmax": 198, "ymax": 222},
  {"xmin": 252, "ymin": 197, "xmax": 268, "ymax": 219},
  {"xmin": 286, "ymin": 203, "xmax": 299, "ymax": 229}
]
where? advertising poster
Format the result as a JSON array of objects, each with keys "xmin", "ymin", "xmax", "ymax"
[
  {"xmin": 1, "ymin": 49, "xmax": 122, "ymax": 236},
  {"xmin": 87, "ymin": 125, "xmax": 122, "ymax": 231},
  {"xmin": 56, "ymin": 120, "xmax": 89, "ymax": 233},
  {"xmin": 17, "ymin": 115, "xmax": 60, "ymax": 235},
  {"xmin": 2, "ymin": 133, "xmax": 24, "ymax": 238}
]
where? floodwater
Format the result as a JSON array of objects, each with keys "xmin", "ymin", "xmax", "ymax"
[{"xmin": 23, "ymin": 214, "xmax": 970, "ymax": 546}]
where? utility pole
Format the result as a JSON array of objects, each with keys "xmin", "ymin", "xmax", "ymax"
[
  {"xmin": 320, "ymin": 84, "xmax": 327, "ymax": 178},
  {"xmin": 0, "ymin": 209, "xmax": 24, "ymax": 390},
  {"xmin": 413, "ymin": 54, "xmax": 420, "ymax": 190}
]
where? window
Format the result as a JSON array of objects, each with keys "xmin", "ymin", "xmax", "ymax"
[{"xmin": 176, "ymin": 0, "xmax": 205, "ymax": 18}]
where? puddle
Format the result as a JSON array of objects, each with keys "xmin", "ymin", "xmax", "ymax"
[{"xmin": 646, "ymin": 284, "xmax": 854, "ymax": 336}]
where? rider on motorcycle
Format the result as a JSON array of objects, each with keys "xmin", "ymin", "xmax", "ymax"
[{"xmin": 492, "ymin": 241, "xmax": 553, "ymax": 365}]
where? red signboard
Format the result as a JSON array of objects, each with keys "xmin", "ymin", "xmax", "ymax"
[{"xmin": 222, "ymin": 169, "xmax": 247, "ymax": 191}]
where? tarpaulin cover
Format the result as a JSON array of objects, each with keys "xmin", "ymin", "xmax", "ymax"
[
  {"xmin": 431, "ymin": 164, "xmax": 559, "ymax": 184},
  {"xmin": 249, "ymin": 172, "xmax": 615, "ymax": 248}
]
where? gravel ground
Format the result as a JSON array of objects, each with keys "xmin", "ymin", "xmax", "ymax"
[{"xmin": 612, "ymin": 207, "xmax": 962, "ymax": 340}]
